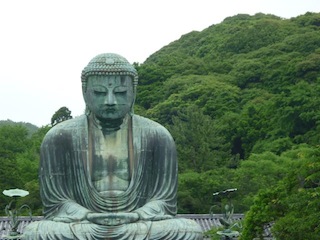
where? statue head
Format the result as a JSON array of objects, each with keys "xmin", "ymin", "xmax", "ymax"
[{"xmin": 81, "ymin": 53, "xmax": 138, "ymax": 125}]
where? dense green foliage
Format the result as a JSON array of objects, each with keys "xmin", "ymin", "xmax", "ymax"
[
  {"xmin": 1, "ymin": 12, "xmax": 320, "ymax": 238},
  {"xmin": 134, "ymin": 12, "xmax": 320, "ymax": 237},
  {"xmin": 0, "ymin": 123, "xmax": 50, "ymax": 215},
  {"xmin": 0, "ymin": 120, "xmax": 38, "ymax": 136},
  {"xmin": 241, "ymin": 145, "xmax": 320, "ymax": 239}
]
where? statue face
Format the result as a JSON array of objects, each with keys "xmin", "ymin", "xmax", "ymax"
[{"xmin": 84, "ymin": 75, "xmax": 134, "ymax": 121}]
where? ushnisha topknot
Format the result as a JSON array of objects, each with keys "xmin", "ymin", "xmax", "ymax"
[{"xmin": 81, "ymin": 53, "xmax": 138, "ymax": 86}]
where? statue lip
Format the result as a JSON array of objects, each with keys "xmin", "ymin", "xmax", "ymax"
[
  {"xmin": 104, "ymin": 107, "xmax": 117, "ymax": 112},
  {"xmin": 101, "ymin": 105, "xmax": 117, "ymax": 111}
]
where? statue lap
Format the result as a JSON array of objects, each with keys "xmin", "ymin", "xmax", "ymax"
[{"xmin": 23, "ymin": 218, "xmax": 202, "ymax": 240}]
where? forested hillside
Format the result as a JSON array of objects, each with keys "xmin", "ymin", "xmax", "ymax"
[
  {"xmin": 0, "ymin": 120, "xmax": 38, "ymax": 136},
  {"xmin": 1, "ymin": 12, "xmax": 319, "ymax": 239},
  {"xmin": 134, "ymin": 12, "xmax": 320, "ymax": 239},
  {"xmin": 0, "ymin": 123, "xmax": 50, "ymax": 215},
  {"xmin": 0, "ymin": 107, "xmax": 71, "ymax": 215}
]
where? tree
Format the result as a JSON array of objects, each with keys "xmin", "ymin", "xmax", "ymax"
[
  {"xmin": 0, "ymin": 125, "xmax": 31, "ymax": 213},
  {"xmin": 233, "ymin": 151, "xmax": 290, "ymax": 210},
  {"xmin": 169, "ymin": 106, "xmax": 231, "ymax": 172},
  {"xmin": 178, "ymin": 168, "xmax": 236, "ymax": 214},
  {"xmin": 51, "ymin": 106, "xmax": 72, "ymax": 126},
  {"xmin": 241, "ymin": 145, "xmax": 320, "ymax": 240}
]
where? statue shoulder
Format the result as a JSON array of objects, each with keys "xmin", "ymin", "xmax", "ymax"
[
  {"xmin": 133, "ymin": 114, "xmax": 164, "ymax": 128},
  {"xmin": 43, "ymin": 115, "xmax": 87, "ymax": 142},
  {"xmin": 133, "ymin": 115, "xmax": 173, "ymax": 139}
]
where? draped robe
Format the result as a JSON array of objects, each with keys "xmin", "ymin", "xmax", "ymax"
[{"xmin": 23, "ymin": 114, "xmax": 202, "ymax": 240}]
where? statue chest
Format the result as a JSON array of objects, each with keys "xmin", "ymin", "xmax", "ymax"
[{"xmin": 90, "ymin": 128, "xmax": 130, "ymax": 195}]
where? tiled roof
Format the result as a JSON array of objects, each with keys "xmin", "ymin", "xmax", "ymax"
[
  {"xmin": 0, "ymin": 214, "xmax": 272, "ymax": 239},
  {"xmin": 0, "ymin": 216, "xmax": 42, "ymax": 240},
  {"xmin": 177, "ymin": 213, "xmax": 244, "ymax": 232}
]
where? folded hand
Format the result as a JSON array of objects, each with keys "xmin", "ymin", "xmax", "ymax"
[{"xmin": 87, "ymin": 212, "xmax": 139, "ymax": 226}]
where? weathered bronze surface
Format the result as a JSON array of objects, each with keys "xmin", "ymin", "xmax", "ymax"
[{"xmin": 22, "ymin": 53, "xmax": 203, "ymax": 239}]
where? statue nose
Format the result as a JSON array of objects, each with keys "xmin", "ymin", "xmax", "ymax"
[{"xmin": 105, "ymin": 92, "xmax": 117, "ymax": 105}]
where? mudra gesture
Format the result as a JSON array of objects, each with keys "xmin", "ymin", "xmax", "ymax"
[{"xmin": 23, "ymin": 53, "xmax": 203, "ymax": 240}]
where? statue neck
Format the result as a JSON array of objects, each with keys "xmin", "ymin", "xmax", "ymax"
[{"xmin": 91, "ymin": 114, "xmax": 129, "ymax": 133}]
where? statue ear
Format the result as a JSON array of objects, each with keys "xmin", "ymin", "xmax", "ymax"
[
  {"xmin": 82, "ymin": 86, "xmax": 92, "ymax": 117},
  {"xmin": 82, "ymin": 82, "xmax": 88, "ymax": 101},
  {"xmin": 85, "ymin": 105, "xmax": 91, "ymax": 116},
  {"xmin": 130, "ymin": 86, "xmax": 136, "ymax": 114}
]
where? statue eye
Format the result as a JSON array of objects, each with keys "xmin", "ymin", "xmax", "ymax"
[
  {"xmin": 114, "ymin": 86, "xmax": 127, "ymax": 93},
  {"xmin": 92, "ymin": 87, "xmax": 107, "ymax": 95}
]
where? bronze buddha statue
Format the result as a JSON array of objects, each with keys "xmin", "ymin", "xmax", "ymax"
[{"xmin": 23, "ymin": 53, "xmax": 203, "ymax": 239}]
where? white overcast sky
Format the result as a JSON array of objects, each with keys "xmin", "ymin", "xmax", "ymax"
[{"xmin": 1, "ymin": 0, "xmax": 319, "ymax": 127}]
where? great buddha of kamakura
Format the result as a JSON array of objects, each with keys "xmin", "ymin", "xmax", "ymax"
[{"xmin": 23, "ymin": 53, "xmax": 203, "ymax": 240}]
